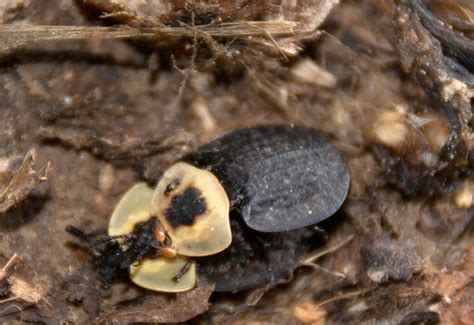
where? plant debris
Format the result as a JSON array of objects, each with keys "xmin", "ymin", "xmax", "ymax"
[
  {"xmin": 293, "ymin": 299, "xmax": 328, "ymax": 324},
  {"xmin": 0, "ymin": 150, "xmax": 51, "ymax": 214},
  {"xmin": 0, "ymin": 0, "xmax": 472, "ymax": 323},
  {"xmin": 395, "ymin": 0, "xmax": 473, "ymax": 172},
  {"xmin": 429, "ymin": 245, "xmax": 474, "ymax": 324},
  {"xmin": 105, "ymin": 283, "xmax": 214, "ymax": 323},
  {"xmin": 361, "ymin": 236, "xmax": 423, "ymax": 283},
  {"xmin": 0, "ymin": 254, "xmax": 50, "ymax": 309}
]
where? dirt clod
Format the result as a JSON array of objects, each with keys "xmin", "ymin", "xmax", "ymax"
[{"xmin": 361, "ymin": 237, "xmax": 423, "ymax": 283}]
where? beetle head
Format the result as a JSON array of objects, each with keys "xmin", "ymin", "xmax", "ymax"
[{"xmin": 66, "ymin": 217, "xmax": 172, "ymax": 283}]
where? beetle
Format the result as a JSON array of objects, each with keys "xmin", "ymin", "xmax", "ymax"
[{"xmin": 66, "ymin": 125, "xmax": 350, "ymax": 292}]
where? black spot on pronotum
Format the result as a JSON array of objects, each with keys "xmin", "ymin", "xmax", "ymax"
[{"xmin": 165, "ymin": 187, "xmax": 207, "ymax": 227}]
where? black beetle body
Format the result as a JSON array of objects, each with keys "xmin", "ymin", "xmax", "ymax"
[
  {"xmin": 197, "ymin": 214, "xmax": 317, "ymax": 292},
  {"xmin": 184, "ymin": 125, "xmax": 350, "ymax": 232},
  {"xmin": 66, "ymin": 125, "xmax": 351, "ymax": 293}
]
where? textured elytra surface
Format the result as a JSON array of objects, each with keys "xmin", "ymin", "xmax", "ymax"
[{"xmin": 184, "ymin": 125, "xmax": 350, "ymax": 232}]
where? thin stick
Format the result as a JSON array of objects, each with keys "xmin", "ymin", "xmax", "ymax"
[
  {"xmin": 300, "ymin": 262, "xmax": 346, "ymax": 279},
  {"xmin": 0, "ymin": 297, "xmax": 19, "ymax": 304},
  {"xmin": 41, "ymin": 297, "xmax": 53, "ymax": 308},
  {"xmin": 1, "ymin": 254, "xmax": 18, "ymax": 273},
  {"xmin": 0, "ymin": 21, "xmax": 299, "ymax": 52},
  {"xmin": 248, "ymin": 22, "xmax": 289, "ymax": 60},
  {"xmin": 314, "ymin": 287, "xmax": 375, "ymax": 309},
  {"xmin": 303, "ymin": 235, "xmax": 354, "ymax": 264},
  {"xmin": 0, "ymin": 254, "xmax": 19, "ymax": 280}
]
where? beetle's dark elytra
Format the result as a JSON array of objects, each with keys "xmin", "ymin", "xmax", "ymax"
[{"xmin": 183, "ymin": 125, "xmax": 351, "ymax": 232}]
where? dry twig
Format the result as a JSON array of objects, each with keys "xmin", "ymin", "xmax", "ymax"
[{"xmin": 0, "ymin": 21, "xmax": 299, "ymax": 53}]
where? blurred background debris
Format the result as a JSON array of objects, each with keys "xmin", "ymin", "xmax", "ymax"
[{"xmin": 0, "ymin": 0, "xmax": 472, "ymax": 323}]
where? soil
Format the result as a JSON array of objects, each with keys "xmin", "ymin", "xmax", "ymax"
[{"xmin": 0, "ymin": 0, "xmax": 472, "ymax": 324}]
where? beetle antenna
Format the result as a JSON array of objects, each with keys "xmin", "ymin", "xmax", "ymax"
[
  {"xmin": 65, "ymin": 225, "xmax": 89, "ymax": 241},
  {"xmin": 172, "ymin": 260, "xmax": 192, "ymax": 282},
  {"xmin": 66, "ymin": 225, "xmax": 136, "ymax": 253}
]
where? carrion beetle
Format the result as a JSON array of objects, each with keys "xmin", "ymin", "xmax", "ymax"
[{"xmin": 66, "ymin": 125, "xmax": 350, "ymax": 292}]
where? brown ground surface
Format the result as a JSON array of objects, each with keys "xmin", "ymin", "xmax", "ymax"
[{"xmin": 0, "ymin": 0, "xmax": 472, "ymax": 324}]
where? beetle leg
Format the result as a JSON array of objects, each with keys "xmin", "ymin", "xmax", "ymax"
[
  {"xmin": 158, "ymin": 246, "xmax": 177, "ymax": 258},
  {"xmin": 312, "ymin": 225, "xmax": 328, "ymax": 242},
  {"xmin": 172, "ymin": 260, "xmax": 192, "ymax": 282},
  {"xmin": 154, "ymin": 222, "xmax": 178, "ymax": 257},
  {"xmin": 154, "ymin": 225, "xmax": 167, "ymax": 242}
]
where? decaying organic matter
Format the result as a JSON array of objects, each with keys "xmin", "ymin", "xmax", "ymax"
[
  {"xmin": 0, "ymin": 150, "xmax": 51, "ymax": 213},
  {"xmin": 0, "ymin": 0, "xmax": 472, "ymax": 323}
]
